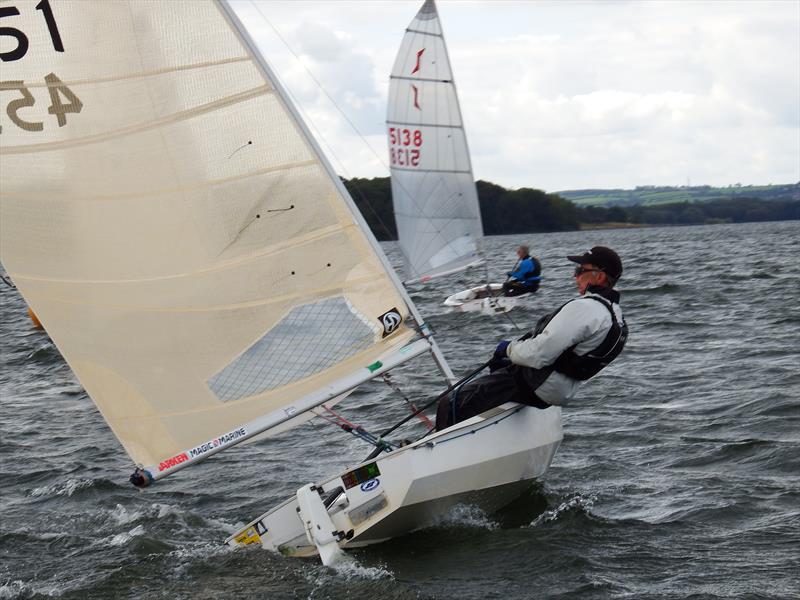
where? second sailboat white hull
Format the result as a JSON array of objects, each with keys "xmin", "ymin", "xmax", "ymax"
[
  {"xmin": 443, "ymin": 283, "xmax": 524, "ymax": 314},
  {"xmin": 226, "ymin": 404, "xmax": 562, "ymax": 558}
]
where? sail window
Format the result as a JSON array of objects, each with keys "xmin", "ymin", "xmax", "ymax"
[{"xmin": 208, "ymin": 297, "xmax": 377, "ymax": 402}]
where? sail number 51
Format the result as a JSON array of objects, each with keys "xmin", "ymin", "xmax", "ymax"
[
  {"xmin": 388, "ymin": 127, "xmax": 423, "ymax": 167},
  {"xmin": 0, "ymin": 0, "xmax": 83, "ymax": 133}
]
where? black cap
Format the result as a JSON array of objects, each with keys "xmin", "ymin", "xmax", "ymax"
[{"xmin": 567, "ymin": 246, "xmax": 623, "ymax": 280}]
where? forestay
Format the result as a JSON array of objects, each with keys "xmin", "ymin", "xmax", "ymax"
[
  {"xmin": 0, "ymin": 0, "xmax": 446, "ymax": 479},
  {"xmin": 387, "ymin": 0, "xmax": 484, "ymax": 283}
]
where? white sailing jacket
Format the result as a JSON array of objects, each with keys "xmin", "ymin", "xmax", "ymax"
[{"xmin": 506, "ymin": 291, "xmax": 625, "ymax": 405}]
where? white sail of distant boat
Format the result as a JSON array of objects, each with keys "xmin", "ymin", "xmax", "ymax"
[
  {"xmin": 387, "ymin": 0, "xmax": 526, "ymax": 314},
  {"xmin": 0, "ymin": 0, "xmax": 561, "ymax": 565},
  {"xmin": 386, "ymin": 0, "xmax": 484, "ymax": 284}
]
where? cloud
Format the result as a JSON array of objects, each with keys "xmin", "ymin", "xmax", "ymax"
[{"xmin": 234, "ymin": 0, "xmax": 799, "ymax": 190}]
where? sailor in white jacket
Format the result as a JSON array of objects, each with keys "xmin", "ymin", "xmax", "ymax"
[{"xmin": 436, "ymin": 246, "xmax": 627, "ymax": 430}]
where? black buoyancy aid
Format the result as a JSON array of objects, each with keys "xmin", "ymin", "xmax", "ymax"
[
  {"xmin": 522, "ymin": 255, "xmax": 541, "ymax": 281},
  {"xmin": 552, "ymin": 294, "xmax": 628, "ymax": 380},
  {"xmin": 514, "ymin": 288, "xmax": 627, "ymax": 391}
]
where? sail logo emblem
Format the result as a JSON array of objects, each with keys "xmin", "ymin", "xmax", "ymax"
[
  {"xmin": 411, "ymin": 48, "xmax": 425, "ymax": 74},
  {"xmin": 360, "ymin": 478, "xmax": 380, "ymax": 492},
  {"xmin": 379, "ymin": 308, "xmax": 402, "ymax": 337}
]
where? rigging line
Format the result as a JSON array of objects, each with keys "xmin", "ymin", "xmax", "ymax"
[
  {"xmin": 496, "ymin": 257, "xmax": 529, "ymax": 331},
  {"xmin": 320, "ymin": 404, "xmax": 358, "ymax": 430},
  {"xmin": 246, "ymin": 1, "xmax": 397, "ymax": 242},
  {"xmin": 500, "ymin": 306, "xmax": 523, "ymax": 331},
  {"xmin": 363, "ymin": 358, "xmax": 492, "ymax": 461},
  {"xmin": 311, "ymin": 406, "xmax": 398, "ymax": 450},
  {"xmin": 364, "ymin": 357, "xmax": 494, "ymax": 461},
  {"xmin": 249, "ymin": 2, "xmax": 478, "ymax": 271},
  {"xmin": 381, "ymin": 373, "xmax": 433, "ymax": 428},
  {"xmin": 481, "ymin": 259, "xmax": 522, "ymax": 331}
]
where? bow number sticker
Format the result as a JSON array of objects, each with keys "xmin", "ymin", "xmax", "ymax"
[{"xmin": 378, "ymin": 308, "xmax": 402, "ymax": 338}]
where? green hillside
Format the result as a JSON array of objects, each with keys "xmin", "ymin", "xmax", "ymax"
[
  {"xmin": 557, "ymin": 183, "xmax": 799, "ymax": 207},
  {"xmin": 343, "ymin": 177, "xmax": 800, "ymax": 241}
]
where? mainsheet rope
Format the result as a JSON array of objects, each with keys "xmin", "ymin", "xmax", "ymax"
[{"xmin": 309, "ymin": 359, "xmax": 493, "ymax": 460}]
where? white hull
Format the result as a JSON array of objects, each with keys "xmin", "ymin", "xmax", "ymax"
[
  {"xmin": 443, "ymin": 283, "xmax": 522, "ymax": 314},
  {"xmin": 226, "ymin": 404, "xmax": 562, "ymax": 557}
]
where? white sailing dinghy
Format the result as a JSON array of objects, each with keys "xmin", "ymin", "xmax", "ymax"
[
  {"xmin": 0, "ymin": 0, "xmax": 562, "ymax": 566},
  {"xmin": 387, "ymin": 0, "xmax": 522, "ymax": 315}
]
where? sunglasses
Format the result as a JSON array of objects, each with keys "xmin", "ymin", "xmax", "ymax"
[{"xmin": 574, "ymin": 266, "xmax": 603, "ymax": 277}]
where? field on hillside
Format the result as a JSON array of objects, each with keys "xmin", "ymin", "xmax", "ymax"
[{"xmin": 558, "ymin": 183, "xmax": 799, "ymax": 207}]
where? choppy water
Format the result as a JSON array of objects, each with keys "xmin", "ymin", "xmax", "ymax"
[{"xmin": 2, "ymin": 221, "xmax": 799, "ymax": 600}]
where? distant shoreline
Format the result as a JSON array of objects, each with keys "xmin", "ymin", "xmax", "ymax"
[{"xmin": 578, "ymin": 222, "xmax": 646, "ymax": 231}]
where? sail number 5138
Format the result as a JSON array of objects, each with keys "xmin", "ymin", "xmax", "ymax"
[{"xmin": 388, "ymin": 127, "xmax": 423, "ymax": 167}]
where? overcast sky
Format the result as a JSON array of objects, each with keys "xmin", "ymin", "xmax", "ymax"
[{"xmin": 230, "ymin": 0, "xmax": 800, "ymax": 192}]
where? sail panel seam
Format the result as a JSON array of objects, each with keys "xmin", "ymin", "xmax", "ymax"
[
  {"xmin": 405, "ymin": 27, "xmax": 443, "ymax": 38},
  {"xmin": 9, "ymin": 223, "xmax": 364, "ymax": 285},
  {"xmin": 6, "ymin": 159, "xmax": 319, "ymax": 203},
  {"xmin": 391, "ymin": 167, "xmax": 472, "ymax": 174},
  {"xmin": 1, "ymin": 85, "xmax": 272, "ymax": 155},
  {"xmin": 14, "ymin": 56, "xmax": 252, "ymax": 89},
  {"xmin": 390, "ymin": 75, "xmax": 451, "ymax": 84},
  {"xmin": 386, "ymin": 119, "xmax": 463, "ymax": 129},
  {"xmin": 9, "ymin": 273, "xmax": 384, "ymax": 313}
]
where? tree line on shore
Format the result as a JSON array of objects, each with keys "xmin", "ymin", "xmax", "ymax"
[{"xmin": 343, "ymin": 177, "xmax": 800, "ymax": 241}]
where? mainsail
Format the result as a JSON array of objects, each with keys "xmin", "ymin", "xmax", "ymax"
[
  {"xmin": 0, "ymin": 0, "xmax": 451, "ymax": 481},
  {"xmin": 387, "ymin": 0, "xmax": 484, "ymax": 283}
]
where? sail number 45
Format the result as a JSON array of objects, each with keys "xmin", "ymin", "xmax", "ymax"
[
  {"xmin": 0, "ymin": 0, "xmax": 82, "ymax": 133},
  {"xmin": 0, "ymin": 74, "xmax": 82, "ymax": 133},
  {"xmin": 388, "ymin": 127, "xmax": 423, "ymax": 167}
]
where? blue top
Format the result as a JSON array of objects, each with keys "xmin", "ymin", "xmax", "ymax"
[{"xmin": 508, "ymin": 256, "xmax": 541, "ymax": 282}]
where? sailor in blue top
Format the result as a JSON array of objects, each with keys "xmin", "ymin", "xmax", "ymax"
[{"xmin": 502, "ymin": 245, "xmax": 541, "ymax": 297}]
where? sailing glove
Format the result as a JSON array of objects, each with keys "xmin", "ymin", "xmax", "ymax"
[
  {"xmin": 494, "ymin": 340, "xmax": 510, "ymax": 359},
  {"xmin": 488, "ymin": 357, "xmax": 512, "ymax": 373}
]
